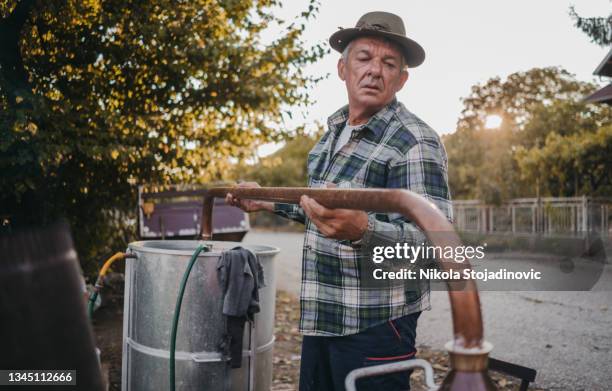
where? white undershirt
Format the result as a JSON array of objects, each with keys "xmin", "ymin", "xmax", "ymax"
[{"xmin": 333, "ymin": 123, "xmax": 359, "ymax": 155}]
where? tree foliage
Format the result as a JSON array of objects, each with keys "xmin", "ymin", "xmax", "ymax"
[
  {"xmin": 456, "ymin": 67, "xmax": 592, "ymax": 132},
  {"xmin": 569, "ymin": 5, "xmax": 612, "ymax": 47},
  {"xmin": 515, "ymin": 113, "xmax": 612, "ymax": 197},
  {"xmin": 443, "ymin": 67, "xmax": 610, "ymax": 203},
  {"xmin": 231, "ymin": 128, "xmax": 321, "ymax": 187},
  {"xmin": 0, "ymin": 0, "xmax": 325, "ymax": 273}
]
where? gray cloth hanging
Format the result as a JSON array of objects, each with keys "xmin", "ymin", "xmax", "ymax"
[{"xmin": 216, "ymin": 246, "xmax": 265, "ymax": 368}]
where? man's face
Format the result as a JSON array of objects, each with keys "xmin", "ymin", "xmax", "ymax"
[{"xmin": 338, "ymin": 36, "xmax": 408, "ymax": 112}]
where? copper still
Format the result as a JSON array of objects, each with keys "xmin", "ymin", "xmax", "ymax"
[{"xmin": 201, "ymin": 187, "xmax": 497, "ymax": 391}]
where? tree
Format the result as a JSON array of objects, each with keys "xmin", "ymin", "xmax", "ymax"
[
  {"xmin": 456, "ymin": 67, "xmax": 592, "ymax": 133},
  {"xmin": 0, "ymin": 0, "xmax": 325, "ymax": 273},
  {"xmin": 569, "ymin": 5, "xmax": 612, "ymax": 47},
  {"xmin": 516, "ymin": 125, "xmax": 612, "ymax": 197},
  {"xmin": 232, "ymin": 128, "xmax": 321, "ymax": 187},
  {"xmin": 522, "ymin": 99, "xmax": 611, "ymax": 149},
  {"xmin": 509, "ymin": 95, "xmax": 611, "ymax": 198},
  {"xmin": 443, "ymin": 67, "xmax": 600, "ymax": 203}
]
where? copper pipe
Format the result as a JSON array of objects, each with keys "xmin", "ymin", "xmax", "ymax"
[{"xmin": 201, "ymin": 187, "xmax": 498, "ymax": 388}]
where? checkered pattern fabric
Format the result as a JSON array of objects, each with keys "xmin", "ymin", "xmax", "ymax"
[{"xmin": 274, "ymin": 98, "xmax": 453, "ymax": 336}]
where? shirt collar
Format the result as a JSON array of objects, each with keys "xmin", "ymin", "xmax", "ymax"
[{"xmin": 327, "ymin": 98, "xmax": 399, "ymax": 139}]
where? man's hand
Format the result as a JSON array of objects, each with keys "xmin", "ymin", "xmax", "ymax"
[
  {"xmin": 300, "ymin": 195, "xmax": 368, "ymax": 241},
  {"xmin": 225, "ymin": 182, "xmax": 274, "ymax": 212}
]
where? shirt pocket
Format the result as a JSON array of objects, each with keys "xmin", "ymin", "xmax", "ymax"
[{"xmin": 307, "ymin": 136, "xmax": 332, "ymax": 181}]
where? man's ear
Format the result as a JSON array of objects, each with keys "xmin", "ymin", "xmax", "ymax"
[
  {"xmin": 396, "ymin": 69, "xmax": 409, "ymax": 92},
  {"xmin": 337, "ymin": 58, "xmax": 346, "ymax": 81}
]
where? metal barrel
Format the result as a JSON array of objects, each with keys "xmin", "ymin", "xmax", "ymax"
[
  {"xmin": 122, "ymin": 240, "xmax": 279, "ymax": 391},
  {"xmin": 0, "ymin": 221, "xmax": 105, "ymax": 391}
]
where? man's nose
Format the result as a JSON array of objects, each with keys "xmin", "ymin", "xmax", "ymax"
[{"xmin": 366, "ymin": 59, "xmax": 383, "ymax": 77}]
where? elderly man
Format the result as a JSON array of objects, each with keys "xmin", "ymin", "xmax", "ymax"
[{"xmin": 227, "ymin": 11, "xmax": 452, "ymax": 391}]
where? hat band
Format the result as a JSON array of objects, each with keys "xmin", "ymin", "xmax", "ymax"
[{"xmin": 356, "ymin": 22, "xmax": 390, "ymax": 33}]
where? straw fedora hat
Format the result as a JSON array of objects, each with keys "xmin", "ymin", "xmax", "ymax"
[{"xmin": 329, "ymin": 11, "xmax": 425, "ymax": 68}]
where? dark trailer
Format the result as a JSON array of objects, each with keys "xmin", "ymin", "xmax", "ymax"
[{"xmin": 138, "ymin": 185, "xmax": 249, "ymax": 242}]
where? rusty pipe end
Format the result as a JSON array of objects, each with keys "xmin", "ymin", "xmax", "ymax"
[{"xmin": 200, "ymin": 195, "xmax": 215, "ymax": 240}]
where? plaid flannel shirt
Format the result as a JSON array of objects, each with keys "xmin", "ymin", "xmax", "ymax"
[{"xmin": 274, "ymin": 98, "xmax": 453, "ymax": 336}]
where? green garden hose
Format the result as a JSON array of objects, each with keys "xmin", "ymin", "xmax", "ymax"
[{"xmin": 170, "ymin": 244, "xmax": 208, "ymax": 391}]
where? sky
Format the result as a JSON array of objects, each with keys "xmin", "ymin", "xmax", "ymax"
[{"xmin": 258, "ymin": 0, "xmax": 611, "ymax": 156}]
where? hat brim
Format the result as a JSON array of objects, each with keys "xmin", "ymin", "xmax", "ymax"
[{"xmin": 329, "ymin": 28, "xmax": 425, "ymax": 68}]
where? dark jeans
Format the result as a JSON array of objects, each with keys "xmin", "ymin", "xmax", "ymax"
[{"xmin": 299, "ymin": 312, "xmax": 420, "ymax": 391}]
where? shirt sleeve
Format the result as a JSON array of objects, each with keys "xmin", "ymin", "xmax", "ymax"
[
  {"xmin": 357, "ymin": 137, "xmax": 453, "ymax": 248},
  {"xmin": 273, "ymin": 203, "xmax": 307, "ymax": 225}
]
